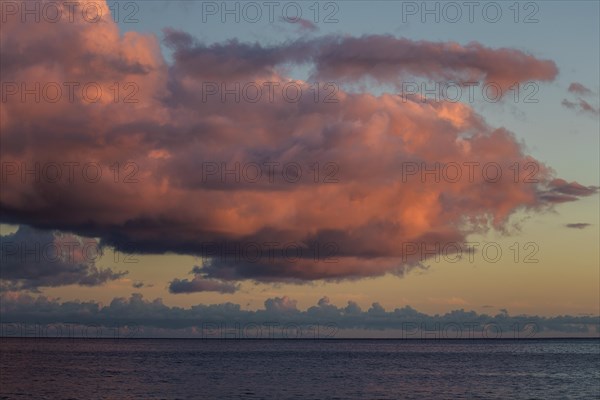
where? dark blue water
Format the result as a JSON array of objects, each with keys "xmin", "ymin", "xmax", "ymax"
[{"xmin": 1, "ymin": 339, "xmax": 599, "ymax": 399}]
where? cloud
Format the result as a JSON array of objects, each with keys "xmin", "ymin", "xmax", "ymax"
[
  {"xmin": 568, "ymin": 82, "xmax": 593, "ymax": 95},
  {"xmin": 264, "ymin": 296, "xmax": 298, "ymax": 312},
  {"xmin": 163, "ymin": 29, "xmax": 557, "ymax": 87},
  {"xmin": 538, "ymin": 179, "xmax": 599, "ymax": 203},
  {"xmin": 562, "ymin": 83, "xmax": 598, "ymax": 115},
  {"xmin": 565, "ymin": 223, "xmax": 592, "ymax": 229},
  {"xmin": 279, "ymin": 16, "xmax": 319, "ymax": 32},
  {"xmin": 549, "ymin": 179, "xmax": 598, "ymax": 196},
  {"xmin": 0, "ymin": 225, "xmax": 126, "ymax": 291},
  {"xmin": 0, "ymin": 293, "xmax": 597, "ymax": 338},
  {"xmin": 577, "ymin": 99, "xmax": 599, "ymax": 114},
  {"xmin": 562, "ymin": 99, "xmax": 599, "ymax": 115},
  {"xmin": 0, "ymin": 0, "xmax": 594, "ymax": 284},
  {"xmin": 169, "ymin": 267, "xmax": 240, "ymax": 294}
]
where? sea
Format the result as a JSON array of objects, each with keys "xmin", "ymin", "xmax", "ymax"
[{"xmin": 1, "ymin": 338, "xmax": 599, "ymax": 399}]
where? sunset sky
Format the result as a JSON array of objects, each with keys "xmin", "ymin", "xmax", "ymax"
[{"xmin": 1, "ymin": 0, "xmax": 598, "ymax": 337}]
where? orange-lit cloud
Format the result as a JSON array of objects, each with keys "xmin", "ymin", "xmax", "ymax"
[
  {"xmin": 568, "ymin": 82, "xmax": 593, "ymax": 95},
  {"xmin": 0, "ymin": 0, "xmax": 596, "ymax": 287}
]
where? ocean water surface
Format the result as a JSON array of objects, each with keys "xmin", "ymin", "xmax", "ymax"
[{"xmin": 1, "ymin": 338, "xmax": 599, "ymax": 399}]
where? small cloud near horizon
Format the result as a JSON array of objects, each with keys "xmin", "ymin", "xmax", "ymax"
[{"xmin": 565, "ymin": 223, "xmax": 592, "ymax": 229}]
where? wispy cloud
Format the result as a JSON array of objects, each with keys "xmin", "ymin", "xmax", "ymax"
[
  {"xmin": 562, "ymin": 98, "xmax": 599, "ymax": 116},
  {"xmin": 568, "ymin": 82, "xmax": 593, "ymax": 95},
  {"xmin": 565, "ymin": 223, "xmax": 592, "ymax": 229},
  {"xmin": 563, "ymin": 82, "xmax": 598, "ymax": 115}
]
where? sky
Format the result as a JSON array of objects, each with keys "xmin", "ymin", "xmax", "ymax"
[{"xmin": 0, "ymin": 0, "xmax": 598, "ymax": 338}]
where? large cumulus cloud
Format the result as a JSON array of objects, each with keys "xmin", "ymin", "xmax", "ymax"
[{"xmin": 1, "ymin": 0, "xmax": 597, "ymax": 285}]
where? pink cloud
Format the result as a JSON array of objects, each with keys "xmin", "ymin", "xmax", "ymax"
[
  {"xmin": 562, "ymin": 99, "xmax": 599, "ymax": 115},
  {"xmin": 568, "ymin": 82, "xmax": 593, "ymax": 95},
  {"xmin": 0, "ymin": 0, "xmax": 595, "ymax": 285}
]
